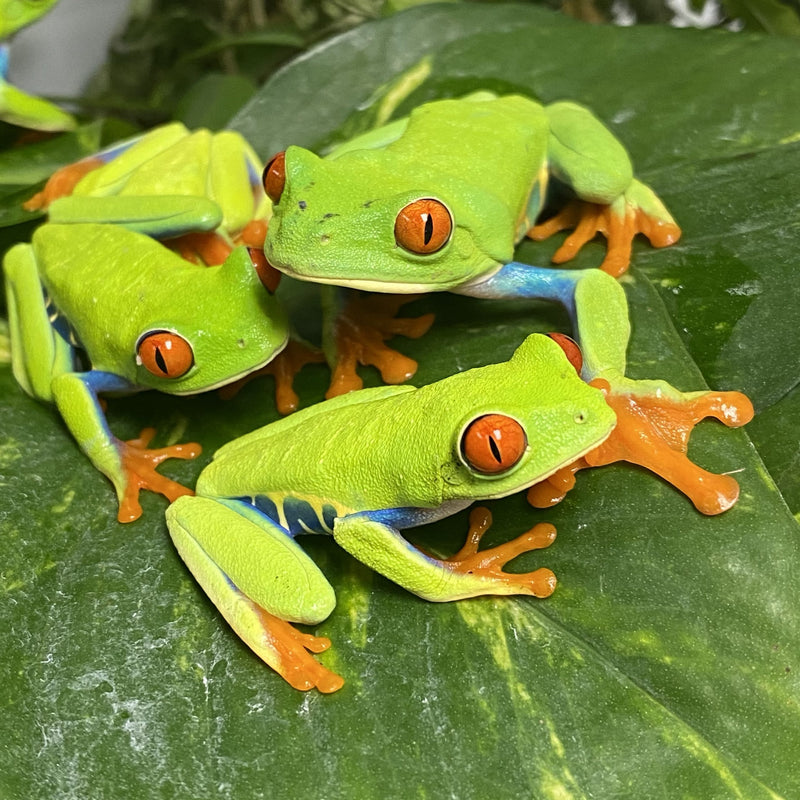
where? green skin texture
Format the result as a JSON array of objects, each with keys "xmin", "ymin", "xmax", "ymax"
[
  {"xmin": 166, "ymin": 334, "xmax": 617, "ymax": 682},
  {"xmin": 0, "ymin": 0, "xmax": 75, "ymax": 130},
  {"xmin": 0, "ymin": 0, "xmax": 61, "ymax": 38},
  {"xmin": 47, "ymin": 122, "xmax": 271, "ymax": 236},
  {"xmin": 4, "ymin": 125, "xmax": 287, "ymax": 509},
  {"xmin": 264, "ymin": 93, "xmax": 677, "ymax": 387}
]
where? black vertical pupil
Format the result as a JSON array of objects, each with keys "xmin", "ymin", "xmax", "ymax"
[
  {"xmin": 489, "ymin": 435, "xmax": 502, "ymax": 463},
  {"xmin": 155, "ymin": 346, "xmax": 168, "ymax": 375},
  {"xmin": 423, "ymin": 213, "xmax": 434, "ymax": 245}
]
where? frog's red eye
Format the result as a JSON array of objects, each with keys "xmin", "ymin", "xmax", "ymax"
[
  {"xmin": 548, "ymin": 332, "xmax": 583, "ymax": 374},
  {"xmin": 137, "ymin": 331, "xmax": 194, "ymax": 379},
  {"xmin": 461, "ymin": 414, "xmax": 527, "ymax": 474},
  {"xmin": 394, "ymin": 198, "xmax": 452, "ymax": 254},
  {"xmin": 247, "ymin": 247, "xmax": 281, "ymax": 294},
  {"xmin": 263, "ymin": 151, "xmax": 286, "ymax": 204}
]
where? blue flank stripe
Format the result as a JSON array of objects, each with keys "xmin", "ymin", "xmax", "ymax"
[
  {"xmin": 252, "ymin": 494, "xmax": 279, "ymax": 523},
  {"xmin": 245, "ymin": 497, "xmax": 449, "ymax": 537},
  {"xmin": 362, "ymin": 506, "xmax": 444, "ymax": 530},
  {"xmin": 248, "ymin": 494, "xmax": 341, "ymax": 536},
  {"xmin": 246, "ymin": 158, "xmax": 261, "ymax": 192}
]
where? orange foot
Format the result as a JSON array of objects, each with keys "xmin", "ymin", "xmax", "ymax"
[
  {"xmin": 444, "ymin": 507, "xmax": 558, "ymax": 598},
  {"xmin": 165, "ymin": 231, "xmax": 233, "ymax": 266},
  {"xmin": 257, "ymin": 610, "xmax": 344, "ymax": 693},
  {"xmin": 118, "ymin": 427, "xmax": 202, "ymax": 523},
  {"xmin": 218, "ymin": 339, "xmax": 325, "ymax": 414},
  {"xmin": 23, "ymin": 157, "xmax": 105, "ymax": 211},
  {"xmin": 528, "ymin": 199, "xmax": 681, "ymax": 278},
  {"xmin": 326, "ymin": 293, "xmax": 435, "ymax": 399},
  {"xmin": 529, "ymin": 381, "xmax": 754, "ymax": 516}
]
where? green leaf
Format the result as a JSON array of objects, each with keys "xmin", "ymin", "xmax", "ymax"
[
  {"xmin": 722, "ymin": 0, "xmax": 800, "ymax": 35},
  {"xmin": 0, "ymin": 121, "xmax": 104, "ymax": 186},
  {"xmin": 173, "ymin": 73, "xmax": 258, "ymax": 130},
  {"xmin": 2, "ymin": 5, "xmax": 798, "ymax": 799}
]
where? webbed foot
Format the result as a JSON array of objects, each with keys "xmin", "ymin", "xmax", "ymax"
[
  {"xmin": 527, "ymin": 458, "xmax": 588, "ymax": 509},
  {"xmin": 217, "ymin": 339, "xmax": 325, "ymax": 414},
  {"xmin": 528, "ymin": 182, "xmax": 681, "ymax": 277},
  {"xmin": 166, "ymin": 231, "xmax": 232, "ymax": 265},
  {"xmin": 528, "ymin": 381, "xmax": 754, "ymax": 515},
  {"xmin": 256, "ymin": 611, "xmax": 344, "ymax": 694},
  {"xmin": 444, "ymin": 507, "xmax": 557, "ymax": 598},
  {"xmin": 326, "ymin": 293, "xmax": 435, "ymax": 398},
  {"xmin": 118, "ymin": 427, "xmax": 201, "ymax": 522},
  {"xmin": 23, "ymin": 157, "xmax": 105, "ymax": 211}
]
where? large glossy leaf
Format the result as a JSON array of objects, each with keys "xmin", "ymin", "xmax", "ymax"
[{"xmin": 2, "ymin": 5, "xmax": 799, "ymax": 798}]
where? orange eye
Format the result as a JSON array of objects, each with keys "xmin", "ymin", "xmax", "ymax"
[
  {"xmin": 461, "ymin": 414, "xmax": 527, "ymax": 474},
  {"xmin": 262, "ymin": 151, "xmax": 286, "ymax": 204},
  {"xmin": 547, "ymin": 332, "xmax": 583, "ymax": 374},
  {"xmin": 137, "ymin": 331, "xmax": 194, "ymax": 379},
  {"xmin": 247, "ymin": 247, "xmax": 281, "ymax": 294},
  {"xmin": 394, "ymin": 198, "xmax": 452, "ymax": 254}
]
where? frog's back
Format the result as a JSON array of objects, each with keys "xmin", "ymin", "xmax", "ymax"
[
  {"xmin": 197, "ymin": 384, "xmax": 447, "ymax": 513},
  {"xmin": 35, "ymin": 223, "xmax": 200, "ymax": 313},
  {"xmin": 388, "ymin": 95, "xmax": 548, "ymax": 209},
  {"xmin": 33, "ymin": 223, "xmax": 211, "ymax": 375}
]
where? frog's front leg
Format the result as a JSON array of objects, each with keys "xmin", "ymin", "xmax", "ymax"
[
  {"xmin": 166, "ymin": 496, "xmax": 342, "ymax": 693},
  {"xmin": 529, "ymin": 102, "xmax": 681, "ymax": 277},
  {"xmin": 460, "ymin": 262, "xmax": 754, "ymax": 513},
  {"xmin": 217, "ymin": 337, "xmax": 325, "ymax": 415},
  {"xmin": 332, "ymin": 505, "xmax": 557, "ymax": 601},
  {"xmin": 51, "ymin": 371, "xmax": 201, "ymax": 522},
  {"xmin": 322, "ymin": 287, "xmax": 435, "ymax": 398},
  {"xmin": 529, "ymin": 378, "xmax": 754, "ymax": 515}
]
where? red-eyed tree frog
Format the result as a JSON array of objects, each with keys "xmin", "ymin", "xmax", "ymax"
[
  {"xmin": 24, "ymin": 122, "xmax": 272, "ymax": 259},
  {"xmin": 5, "ymin": 125, "xmax": 305, "ymax": 522},
  {"xmin": 0, "ymin": 0, "xmax": 75, "ymax": 130},
  {"xmin": 165, "ymin": 333, "xmax": 619, "ymax": 693},
  {"xmin": 261, "ymin": 93, "xmax": 753, "ymax": 517},
  {"xmin": 5, "ymin": 224, "xmax": 288, "ymax": 522}
]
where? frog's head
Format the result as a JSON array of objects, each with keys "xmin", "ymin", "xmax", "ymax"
[
  {"xmin": 262, "ymin": 145, "xmax": 516, "ymax": 293},
  {"xmin": 131, "ymin": 246, "xmax": 288, "ymax": 395},
  {"xmin": 431, "ymin": 334, "xmax": 616, "ymax": 502}
]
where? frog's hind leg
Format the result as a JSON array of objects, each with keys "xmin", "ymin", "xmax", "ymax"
[
  {"xmin": 529, "ymin": 102, "xmax": 681, "ymax": 277},
  {"xmin": 4, "ymin": 243, "xmax": 74, "ymax": 400},
  {"xmin": 166, "ymin": 496, "xmax": 343, "ymax": 693},
  {"xmin": 24, "ymin": 124, "xmax": 190, "ymax": 211}
]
